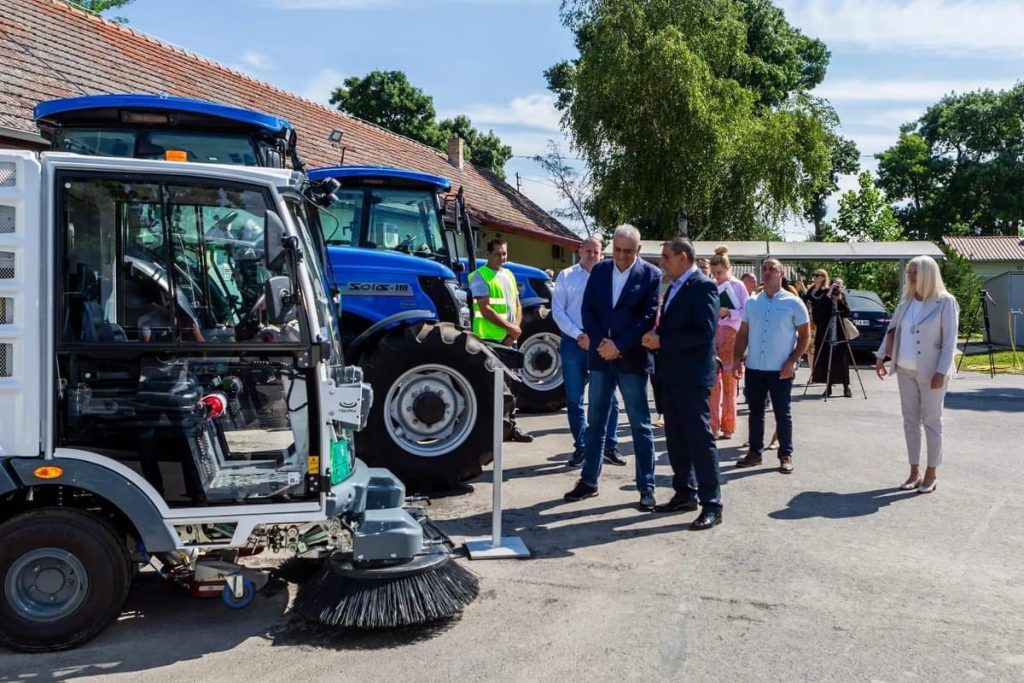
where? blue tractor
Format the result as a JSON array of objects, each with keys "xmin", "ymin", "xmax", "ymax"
[{"xmin": 32, "ymin": 94, "xmax": 557, "ymax": 490}]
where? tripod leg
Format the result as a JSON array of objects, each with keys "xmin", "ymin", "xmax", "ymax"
[
  {"xmin": 823, "ymin": 320, "xmax": 836, "ymax": 402},
  {"xmin": 956, "ymin": 298, "xmax": 983, "ymax": 373},
  {"xmin": 843, "ymin": 338, "xmax": 868, "ymax": 399}
]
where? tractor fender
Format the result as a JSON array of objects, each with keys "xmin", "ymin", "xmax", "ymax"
[
  {"xmin": 7, "ymin": 456, "xmax": 179, "ymax": 553},
  {"xmin": 0, "ymin": 460, "xmax": 19, "ymax": 497},
  {"xmin": 347, "ymin": 309, "xmax": 436, "ymax": 361}
]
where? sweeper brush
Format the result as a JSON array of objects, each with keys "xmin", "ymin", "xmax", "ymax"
[{"xmin": 292, "ymin": 546, "xmax": 478, "ymax": 629}]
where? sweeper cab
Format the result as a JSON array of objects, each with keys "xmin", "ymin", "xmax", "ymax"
[{"xmin": 0, "ymin": 149, "xmax": 477, "ymax": 653}]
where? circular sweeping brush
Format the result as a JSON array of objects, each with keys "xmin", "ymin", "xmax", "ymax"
[{"xmin": 292, "ymin": 546, "xmax": 478, "ymax": 629}]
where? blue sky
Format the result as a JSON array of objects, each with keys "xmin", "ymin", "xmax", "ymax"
[{"xmin": 116, "ymin": 0, "xmax": 1024, "ymax": 239}]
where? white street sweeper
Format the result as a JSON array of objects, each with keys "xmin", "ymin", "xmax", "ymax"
[{"xmin": 0, "ymin": 148, "xmax": 477, "ymax": 652}]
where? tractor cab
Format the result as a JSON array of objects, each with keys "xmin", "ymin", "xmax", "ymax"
[{"xmin": 34, "ymin": 94, "xmax": 299, "ymax": 169}]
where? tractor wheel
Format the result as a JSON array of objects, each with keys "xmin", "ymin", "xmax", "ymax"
[
  {"xmin": 0, "ymin": 508, "xmax": 132, "ymax": 652},
  {"xmin": 357, "ymin": 322, "xmax": 496, "ymax": 492},
  {"xmin": 516, "ymin": 306, "xmax": 566, "ymax": 413}
]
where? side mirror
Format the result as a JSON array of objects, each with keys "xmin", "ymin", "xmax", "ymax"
[
  {"xmin": 264, "ymin": 275, "xmax": 294, "ymax": 325},
  {"xmin": 265, "ymin": 210, "xmax": 287, "ymax": 271}
]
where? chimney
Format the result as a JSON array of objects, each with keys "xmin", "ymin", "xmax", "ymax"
[{"xmin": 447, "ymin": 135, "xmax": 464, "ymax": 170}]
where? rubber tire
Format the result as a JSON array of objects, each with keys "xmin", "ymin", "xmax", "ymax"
[
  {"xmin": 222, "ymin": 578, "xmax": 256, "ymax": 609},
  {"xmin": 516, "ymin": 306, "xmax": 567, "ymax": 413},
  {"xmin": 0, "ymin": 508, "xmax": 132, "ymax": 653},
  {"xmin": 357, "ymin": 322, "xmax": 496, "ymax": 492}
]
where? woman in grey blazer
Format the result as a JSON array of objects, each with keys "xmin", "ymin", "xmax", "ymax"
[{"xmin": 875, "ymin": 256, "xmax": 959, "ymax": 494}]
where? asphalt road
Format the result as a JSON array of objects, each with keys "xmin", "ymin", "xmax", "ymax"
[{"xmin": 3, "ymin": 367, "xmax": 1023, "ymax": 682}]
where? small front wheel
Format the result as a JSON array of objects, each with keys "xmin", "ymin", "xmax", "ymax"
[{"xmin": 222, "ymin": 578, "xmax": 255, "ymax": 609}]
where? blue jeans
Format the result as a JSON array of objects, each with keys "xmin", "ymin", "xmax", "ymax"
[
  {"xmin": 744, "ymin": 369, "xmax": 794, "ymax": 457},
  {"xmin": 581, "ymin": 368, "xmax": 655, "ymax": 493},
  {"xmin": 561, "ymin": 335, "xmax": 619, "ymax": 452}
]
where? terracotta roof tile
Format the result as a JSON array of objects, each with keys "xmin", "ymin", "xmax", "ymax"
[
  {"xmin": 943, "ymin": 236, "xmax": 1024, "ymax": 262},
  {"xmin": 0, "ymin": 0, "xmax": 581, "ymax": 247}
]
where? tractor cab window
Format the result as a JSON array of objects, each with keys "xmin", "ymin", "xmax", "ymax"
[
  {"xmin": 318, "ymin": 189, "xmax": 361, "ymax": 247},
  {"xmin": 56, "ymin": 128, "xmax": 260, "ymax": 166},
  {"xmin": 57, "ymin": 174, "xmax": 316, "ymax": 508},
  {"xmin": 319, "ymin": 187, "xmax": 448, "ymax": 261}
]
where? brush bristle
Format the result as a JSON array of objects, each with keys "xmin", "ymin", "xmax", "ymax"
[
  {"xmin": 293, "ymin": 560, "xmax": 478, "ymax": 629},
  {"xmin": 273, "ymin": 556, "xmax": 324, "ymax": 584}
]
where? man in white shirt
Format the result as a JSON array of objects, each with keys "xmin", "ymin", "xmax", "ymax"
[{"xmin": 552, "ymin": 237, "xmax": 623, "ymax": 467}]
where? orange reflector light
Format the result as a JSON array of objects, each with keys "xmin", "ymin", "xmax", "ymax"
[
  {"xmin": 307, "ymin": 456, "xmax": 320, "ymax": 475},
  {"xmin": 165, "ymin": 150, "xmax": 188, "ymax": 162},
  {"xmin": 34, "ymin": 466, "xmax": 63, "ymax": 479}
]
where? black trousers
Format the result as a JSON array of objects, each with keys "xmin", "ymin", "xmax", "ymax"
[{"xmin": 661, "ymin": 382, "xmax": 722, "ymax": 510}]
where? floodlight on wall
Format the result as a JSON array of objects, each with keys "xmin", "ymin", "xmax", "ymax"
[{"xmin": 328, "ymin": 129, "xmax": 344, "ymax": 143}]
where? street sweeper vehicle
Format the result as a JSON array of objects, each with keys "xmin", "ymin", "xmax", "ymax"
[
  {"xmin": 0, "ymin": 149, "xmax": 477, "ymax": 653},
  {"xmin": 33, "ymin": 94, "xmax": 528, "ymax": 491}
]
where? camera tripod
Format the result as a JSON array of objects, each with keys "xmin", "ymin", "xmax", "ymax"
[
  {"xmin": 803, "ymin": 297, "xmax": 867, "ymax": 402},
  {"xmin": 956, "ymin": 289, "xmax": 996, "ymax": 378}
]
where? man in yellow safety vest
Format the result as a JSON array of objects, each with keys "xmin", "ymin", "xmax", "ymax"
[{"xmin": 468, "ymin": 237, "xmax": 534, "ymax": 442}]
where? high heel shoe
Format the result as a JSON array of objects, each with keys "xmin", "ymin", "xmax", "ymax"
[
  {"xmin": 898, "ymin": 477, "xmax": 923, "ymax": 491},
  {"xmin": 917, "ymin": 480, "xmax": 938, "ymax": 494}
]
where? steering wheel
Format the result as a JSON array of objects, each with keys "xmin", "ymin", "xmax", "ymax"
[{"xmin": 209, "ymin": 211, "xmax": 239, "ymax": 237}]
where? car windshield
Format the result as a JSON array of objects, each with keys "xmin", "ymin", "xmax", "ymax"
[
  {"xmin": 57, "ymin": 128, "xmax": 260, "ymax": 166},
  {"xmin": 319, "ymin": 186, "xmax": 448, "ymax": 259},
  {"xmin": 847, "ymin": 293, "xmax": 887, "ymax": 313}
]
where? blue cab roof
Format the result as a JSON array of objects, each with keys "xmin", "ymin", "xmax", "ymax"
[
  {"xmin": 309, "ymin": 166, "xmax": 451, "ymax": 191},
  {"xmin": 33, "ymin": 94, "xmax": 292, "ymax": 134}
]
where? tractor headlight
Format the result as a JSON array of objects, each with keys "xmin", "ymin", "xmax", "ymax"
[{"xmin": 445, "ymin": 279, "xmax": 471, "ymax": 328}]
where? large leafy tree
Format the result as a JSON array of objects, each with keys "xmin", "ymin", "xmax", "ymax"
[
  {"xmin": 330, "ymin": 71, "xmax": 512, "ymax": 179},
  {"xmin": 804, "ymin": 134, "xmax": 860, "ymax": 240},
  {"xmin": 877, "ymin": 83, "xmax": 1024, "ymax": 240},
  {"xmin": 549, "ymin": 0, "xmax": 833, "ymax": 239}
]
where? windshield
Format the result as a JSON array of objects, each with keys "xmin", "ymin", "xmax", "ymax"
[
  {"xmin": 56, "ymin": 128, "xmax": 260, "ymax": 166},
  {"xmin": 319, "ymin": 187, "xmax": 448, "ymax": 259},
  {"xmin": 286, "ymin": 195, "xmax": 342, "ymax": 364}
]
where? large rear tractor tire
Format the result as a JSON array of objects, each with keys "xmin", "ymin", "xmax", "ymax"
[
  {"xmin": 356, "ymin": 322, "xmax": 497, "ymax": 492},
  {"xmin": 516, "ymin": 306, "xmax": 566, "ymax": 413},
  {"xmin": 0, "ymin": 508, "xmax": 132, "ymax": 652}
]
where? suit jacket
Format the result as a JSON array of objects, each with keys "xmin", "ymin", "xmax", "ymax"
[
  {"xmin": 876, "ymin": 292, "xmax": 959, "ymax": 384},
  {"xmin": 656, "ymin": 271, "xmax": 719, "ymax": 389},
  {"xmin": 581, "ymin": 258, "xmax": 661, "ymax": 374}
]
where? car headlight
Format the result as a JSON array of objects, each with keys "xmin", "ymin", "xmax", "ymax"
[{"xmin": 444, "ymin": 279, "xmax": 471, "ymax": 328}]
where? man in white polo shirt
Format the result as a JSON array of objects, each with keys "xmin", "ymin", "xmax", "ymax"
[{"xmin": 732, "ymin": 258, "xmax": 810, "ymax": 474}]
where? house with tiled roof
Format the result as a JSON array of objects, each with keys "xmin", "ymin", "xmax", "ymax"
[
  {"xmin": 0, "ymin": 0, "xmax": 581, "ymax": 269},
  {"xmin": 943, "ymin": 235, "xmax": 1024, "ymax": 280}
]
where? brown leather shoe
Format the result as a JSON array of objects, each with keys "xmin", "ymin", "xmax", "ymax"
[
  {"xmin": 779, "ymin": 455, "xmax": 794, "ymax": 474},
  {"xmin": 735, "ymin": 452, "xmax": 763, "ymax": 468}
]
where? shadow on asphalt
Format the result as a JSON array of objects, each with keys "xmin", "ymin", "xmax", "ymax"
[
  {"xmin": 768, "ymin": 488, "xmax": 919, "ymax": 520},
  {"xmin": 945, "ymin": 386, "xmax": 1024, "ymax": 413}
]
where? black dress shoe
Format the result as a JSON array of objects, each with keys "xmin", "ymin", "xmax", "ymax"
[
  {"xmin": 843, "ymin": 385, "xmax": 853, "ymax": 398},
  {"xmin": 568, "ymin": 447, "xmax": 585, "ymax": 467},
  {"xmin": 506, "ymin": 427, "xmax": 534, "ymax": 443},
  {"xmin": 690, "ymin": 509, "xmax": 722, "ymax": 531},
  {"xmin": 603, "ymin": 448, "xmax": 626, "ymax": 466},
  {"xmin": 563, "ymin": 479, "xmax": 598, "ymax": 502},
  {"xmin": 654, "ymin": 492, "xmax": 699, "ymax": 513}
]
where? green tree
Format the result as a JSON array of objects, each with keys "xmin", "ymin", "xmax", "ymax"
[
  {"xmin": 939, "ymin": 247, "xmax": 982, "ymax": 335},
  {"xmin": 77, "ymin": 0, "xmax": 135, "ymax": 23},
  {"xmin": 331, "ymin": 71, "xmax": 512, "ymax": 178},
  {"xmin": 548, "ymin": 0, "xmax": 833, "ymax": 240},
  {"xmin": 877, "ymin": 83, "xmax": 1024, "ymax": 240},
  {"xmin": 804, "ymin": 134, "xmax": 859, "ymax": 240},
  {"xmin": 330, "ymin": 70, "xmax": 439, "ymax": 147}
]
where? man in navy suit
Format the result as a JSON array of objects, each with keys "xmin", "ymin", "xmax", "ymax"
[
  {"xmin": 641, "ymin": 237, "xmax": 723, "ymax": 530},
  {"xmin": 563, "ymin": 225, "xmax": 662, "ymax": 510}
]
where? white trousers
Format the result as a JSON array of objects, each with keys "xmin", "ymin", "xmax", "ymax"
[{"xmin": 896, "ymin": 369, "xmax": 947, "ymax": 468}]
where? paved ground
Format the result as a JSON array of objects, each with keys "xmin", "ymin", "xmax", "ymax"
[{"xmin": 4, "ymin": 366, "xmax": 1023, "ymax": 682}]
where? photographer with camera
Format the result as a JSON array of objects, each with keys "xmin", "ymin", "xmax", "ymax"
[{"xmin": 806, "ymin": 275, "xmax": 853, "ymax": 397}]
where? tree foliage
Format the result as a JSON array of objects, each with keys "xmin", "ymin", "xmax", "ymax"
[
  {"xmin": 330, "ymin": 71, "xmax": 512, "ymax": 179},
  {"xmin": 78, "ymin": 0, "xmax": 134, "ymax": 23},
  {"xmin": 804, "ymin": 134, "xmax": 859, "ymax": 239},
  {"xmin": 532, "ymin": 140, "xmax": 595, "ymax": 235},
  {"xmin": 549, "ymin": 0, "xmax": 834, "ymax": 239},
  {"xmin": 826, "ymin": 171, "xmax": 903, "ymax": 243},
  {"xmin": 877, "ymin": 83, "xmax": 1024, "ymax": 240}
]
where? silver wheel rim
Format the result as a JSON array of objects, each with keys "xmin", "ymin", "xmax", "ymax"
[
  {"xmin": 5, "ymin": 548, "xmax": 89, "ymax": 623},
  {"xmin": 520, "ymin": 332, "xmax": 564, "ymax": 392},
  {"xmin": 383, "ymin": 363, "xmax": 478, "ymax": 458}
]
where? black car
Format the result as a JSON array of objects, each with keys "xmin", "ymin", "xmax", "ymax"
[{"xmin": 844, "ymin": 289, "xmax": 892, "ymax": 356}]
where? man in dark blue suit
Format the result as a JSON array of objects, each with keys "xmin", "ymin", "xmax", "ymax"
[
  {"xmin": 641, "ymin": 237, "xmax": 723, "ymax": 530},
  {"xmin": 563, "ymin": 225, "xmax": 662, "ymax": 510}
]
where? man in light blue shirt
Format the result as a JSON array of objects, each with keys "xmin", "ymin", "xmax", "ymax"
[
  {"xmin": 732, "ymin": 258, "xmax": 810, "ymax": 474},
  {"xmin": 551, "ymin": 237, "xmax": 622, "ymax": 466}
]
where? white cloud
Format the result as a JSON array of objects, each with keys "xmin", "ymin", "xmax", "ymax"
[
  {"xmin": 846, "ymin": 107, "xmax": 926, "ymax": 129},
  {"xmin": 298, "ymin": 68, "xmax": 347, "ymax": 106},
  {"xmin": 815, "ymin": 78, "xmax": 1019, "ymax": 102},
  {"xmin": 780, "ymin": 0, "xmax": 1024, "ymax": 56},
  {"xmin": 443, "ymin": 93, "xmax": 562, "ymax": 132},
  {"xmin": 846, "ymin": 132, "xmax": 902, "ymax": 156},
  {"xmin": 242, "ymin": 51, "xmax": 270, "ymax": 69}
]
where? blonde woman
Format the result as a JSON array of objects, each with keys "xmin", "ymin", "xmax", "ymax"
[
  {"xmin": 875, "ymin": 256, "xmax": 959, "ymax": 493},
  {"xmin": 709, "ymin": 246, "xmax": 748, "ymax": 439}
]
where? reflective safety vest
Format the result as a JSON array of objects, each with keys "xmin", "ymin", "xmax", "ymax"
[{"xmin": 469, "ymin": 265, "xmax": 518, "ymax": 341}]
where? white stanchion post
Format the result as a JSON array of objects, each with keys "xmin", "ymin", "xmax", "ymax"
[{"xmin": 465, "ymin": 359, "xmax": 530, "ymax": 559}]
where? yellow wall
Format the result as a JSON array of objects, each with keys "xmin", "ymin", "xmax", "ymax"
[{"xmin": 476, "ymin": 228, "xmax": 575, "ymax": 273}]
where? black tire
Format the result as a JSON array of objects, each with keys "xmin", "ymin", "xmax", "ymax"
[
  {"xmin": 516, "ymin": 306, "xmax": 566, "ymax": 413},
  {"xmin": 356, "ymin": 322, "xmax": 496, "ymax": 492},
  {"xmin": 0, "ymin": 508, "xmax": 132, "ymax": 652}
]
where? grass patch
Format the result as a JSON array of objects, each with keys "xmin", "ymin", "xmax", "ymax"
[{"xmin": 958, "ymin": 349, "xmax": 1024, "ymax": 375}]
